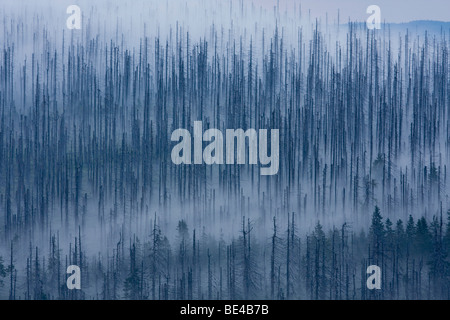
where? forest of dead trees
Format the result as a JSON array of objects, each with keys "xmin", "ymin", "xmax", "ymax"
[
  {"xmin": 1, "ymin": 207, "xmax": 450, "ymax": 299},
  {"xmin": 0, "ymin": 2, "xmax": 449, "ymax": 299}
]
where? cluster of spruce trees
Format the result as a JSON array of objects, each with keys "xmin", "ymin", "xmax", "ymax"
[{"xmin": 0, "ymin": 206, "xmax": 450, "ymax": 299}]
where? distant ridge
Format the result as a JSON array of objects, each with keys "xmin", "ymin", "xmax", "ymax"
[
  {"xmin": 389, "ymin": 20, "xmax": 450, "ymax": 27},
  {"xmin": 342, "ymin": 20, "xmax": 450, "ymax": 33}
]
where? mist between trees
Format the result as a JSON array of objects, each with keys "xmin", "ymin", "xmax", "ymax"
[{"xmin": 0, "ymin": 2, "xmax": 449, "ymax": 299}]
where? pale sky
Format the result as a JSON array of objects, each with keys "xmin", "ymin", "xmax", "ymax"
[
  {"xmin": 1, "ymin": 0, "xmax": 449, "ymax": 24},
  {"xmin": 290, "ymin": 0, "xmax": 450, "ymax": 23}
]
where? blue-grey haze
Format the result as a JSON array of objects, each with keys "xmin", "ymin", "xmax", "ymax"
[{"xmin": 0, "ymin": 0, "xmax": 449, "ymax": 300}]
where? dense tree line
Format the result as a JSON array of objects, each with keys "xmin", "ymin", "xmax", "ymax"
[{"xmin": 0, "ymin": 207, "xmax": 449, "ymax": 299}]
